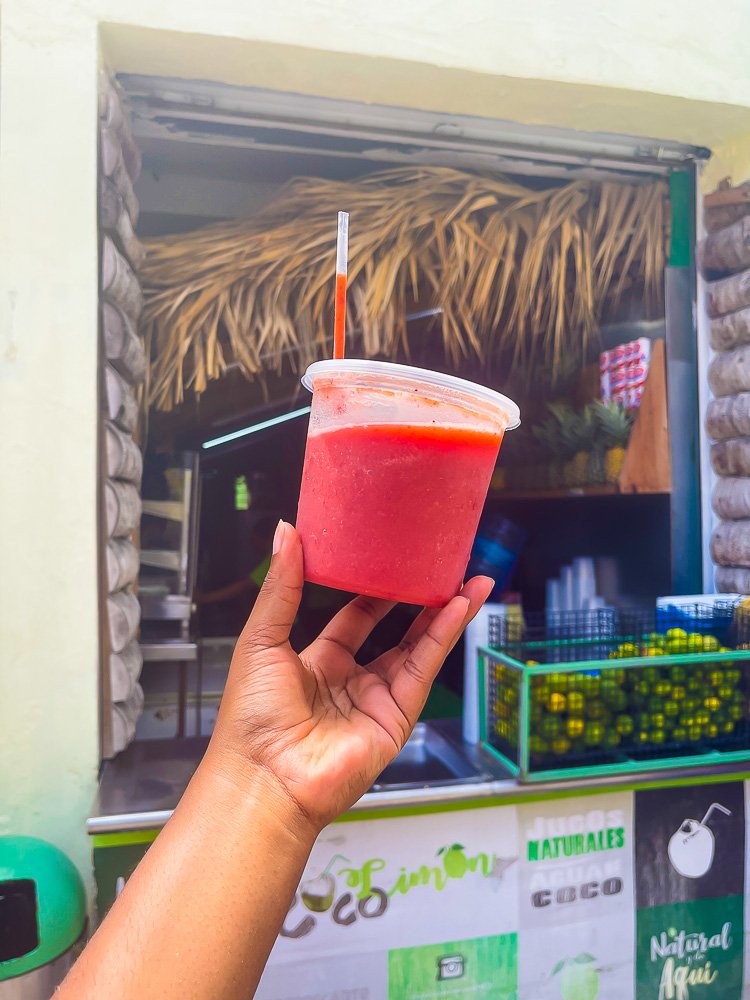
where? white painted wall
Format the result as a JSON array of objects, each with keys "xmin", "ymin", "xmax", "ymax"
[{"xmin": 2, "ymin": 0, "xmax": 750, "ymax": 885}]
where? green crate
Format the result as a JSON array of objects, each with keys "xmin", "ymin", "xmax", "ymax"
[{"xmin": 479, "ymin": 603, "xmax": 750, "ymax": 782}]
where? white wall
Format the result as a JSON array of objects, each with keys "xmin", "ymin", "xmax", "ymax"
[{"xmin": 2, "ymin": 0, "xmax": 750, "ymax": 885}]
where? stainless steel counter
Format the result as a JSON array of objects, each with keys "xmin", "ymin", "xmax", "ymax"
[{"xmin": 87, "ymin": 720, "xmax": 750, "ymax": 834}]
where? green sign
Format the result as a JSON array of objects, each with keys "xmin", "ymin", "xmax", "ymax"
[
  {"xmin": 636, "ymin": 898, "xmax": 743, "ymax": 1000},
  {"xmin": 388, "ymin": 933, "xmax": 517, "ymax": 1000}
]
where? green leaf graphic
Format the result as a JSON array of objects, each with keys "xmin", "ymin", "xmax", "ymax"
[
  {"xmin": 575, "ymin": 953, "xmax": 596, "ymax": 964},
  {"xmin": 552, "ymin": 960, "xmax": 565, "ymax": 976}
]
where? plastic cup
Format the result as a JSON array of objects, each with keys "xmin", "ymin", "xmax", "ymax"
[{"xmin": 295, "ymin": 360, "xmax": 520, "ymax": 606}]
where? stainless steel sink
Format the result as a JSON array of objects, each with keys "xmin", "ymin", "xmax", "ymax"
[{"xmin": 370, "ymin": 723, "xmax": 491, "ymax": 792}]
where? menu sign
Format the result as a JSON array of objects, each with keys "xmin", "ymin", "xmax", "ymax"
[
  {"xmin": 516, "ymin": 792, "xmax": 635, "ymax": 1000},
  {"xmin": 634, "ymin": 782, "xmax": 745, "ymax": 999},
  {"xmin": 256, "ymin": 805, "xmax": 519, "ymax": 1000}
]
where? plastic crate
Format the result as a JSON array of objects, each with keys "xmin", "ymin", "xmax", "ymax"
[{"xmin": 479, "ymin": 602, "xmax": 750, "ymax": 782}]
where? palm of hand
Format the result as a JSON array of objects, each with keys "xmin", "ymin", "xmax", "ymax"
[{"xmin": 213, "ymin": 523, "xmax": 491, "ymax": 832}]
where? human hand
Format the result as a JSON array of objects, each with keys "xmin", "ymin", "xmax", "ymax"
[{"xmin": 209, "ymin": 520, "xmax": 493, "ymax": 836}]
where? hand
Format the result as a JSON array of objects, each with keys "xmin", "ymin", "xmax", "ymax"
[{"xmin": 209, "ymin": 521, "xmax": 493, "ymax": 835}]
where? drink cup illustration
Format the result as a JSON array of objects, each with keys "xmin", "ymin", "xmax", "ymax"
[
  {"xmin": 667, "ymin": 802, "xmax": 731, "ymax": 878},
  {"xmin": 300, "ymin": 853, "xmax": 349, "ymax": 912}
]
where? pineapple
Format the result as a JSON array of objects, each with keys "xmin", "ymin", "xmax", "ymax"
[
  {"xmin": 594, "ymin": 401, "xmax": 633, "ymax": 484},
  {"xmin": 548, "ymin": 404, "xmax": 592, "ymax": 488},
  {"xmin": 584, "ymin": 405, "xmax": 606, "ymax": 485},
  {"xmin": 532, "ymin": 418, "xmax": 565, "ymax": 488}
]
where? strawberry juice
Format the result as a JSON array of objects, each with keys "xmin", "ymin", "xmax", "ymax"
[{"xmin": 296, "ymin": 361, "xmax": 519, "ymax": 606}]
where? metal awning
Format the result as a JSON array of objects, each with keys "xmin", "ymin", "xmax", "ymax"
[{"xmin": 118, "ymin": 73, "xmax": 710, "ymax": 185}]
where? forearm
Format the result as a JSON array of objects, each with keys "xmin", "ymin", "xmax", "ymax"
[{"xmin": 58, "ymin": 747, "xmax": 316, "ymax": 1000}]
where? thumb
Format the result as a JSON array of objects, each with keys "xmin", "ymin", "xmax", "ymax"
[{"xmin": 239, "ymin": 520, "xmax": 303, "ymax": 653}]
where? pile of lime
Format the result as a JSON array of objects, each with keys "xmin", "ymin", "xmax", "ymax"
[{"xmin": 493, "ymin": 628, "xmax": 745, "ymax": 762}]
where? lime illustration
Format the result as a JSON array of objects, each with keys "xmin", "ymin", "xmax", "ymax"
[
  {"xmin": 552, "ymin": 955, "xmax": 599, "ymax": 1000},
  {"xmin": 438, "ymin": 844, "xmax": 468, "ymax": 878}
]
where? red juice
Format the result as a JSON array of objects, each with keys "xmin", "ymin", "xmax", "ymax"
[{"xmin": 296, "ymin": 422, "xmax": 504, "ymax": 606}]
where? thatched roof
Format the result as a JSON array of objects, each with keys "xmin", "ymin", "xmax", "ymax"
[{"xmin": 140, "ymin": 166, "xmax": 667, "ymax": 411}]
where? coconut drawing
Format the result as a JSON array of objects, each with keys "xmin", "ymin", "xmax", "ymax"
[{"xmin": 667, "ymin": 802, "xmax": 731, "ymax": 879}]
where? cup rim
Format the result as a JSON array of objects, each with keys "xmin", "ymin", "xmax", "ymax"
[{"xmin": 301, "ymin": 359, "xmax": 521, "ymax": 430}]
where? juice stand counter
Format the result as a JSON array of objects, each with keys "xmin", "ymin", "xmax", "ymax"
[{"xmin": 88, "ymin": 720, "xmax": 750, "ymax": 1000}]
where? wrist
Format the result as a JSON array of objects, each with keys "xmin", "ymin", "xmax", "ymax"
[{"xmin": 195, "ymin": 740, "xmax": 321, "ymax": 850}]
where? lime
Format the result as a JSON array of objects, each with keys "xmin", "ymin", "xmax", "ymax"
[
  {"xmin": 686, "ymin": 677, "xmax": 703, "ymax": 694},
  {"xmin": 667, "ymin": 638, "xmax": 688, "ymax": 654},
  {"xmin": 502, "ymin": 686, "xmax": 519, "ymax": 705},
  {"xmin": 584, "ymin": 701, "xmax": 608, "ymax": 721},
  {"xmin": 633, "ymin": 679, "xmax": 651, "ymax": 698},
  {"xmin": 609, "ymin": 668, "xmax": 626, "ymax": 685},
  {"xmin": 551, "ymin": 736, "xmax": 572, "ymax": 756},
  {"xmin": 619, "ymin": 642, "xmax": 638, "ymax": 657},
  {"xmin": 703, "ymin": 722, "xmax": 719, "ymax": 739},
  {"xmin": 567, "ymin": 692, "xmax": 585, "ymax": 715},
  {"xmin": 615, "ymin": 714, "xmax": 634, "ymax": 735},
  {"xmin": 695, "ymin": 710, "xmax": 711, "ymax": 726},
  {"xmin": 567, "ymin": 674, "xmax": 586, "ymax": 693},
  {"xmin": 729, "ymin": 704, "xmax": 744, "ymax": 721},
  {"xmin": 494, "ymin": 701, "xmax": 512, "ymax": 720},
  {"xmin": 709, "ymin": 670, "xmax": 725, "ymax": 688},
  {"xmin": 666, "ymin": 628, "xmax": 688, "ymax": 640},
  {"xmin": 683, "ymin": 696, "xmax": 701, "ymax": 713},
  {"xmin": 646, "ymin": 632, "xmax": 667, "ymax": 648},
  {"xmin": 581, "ymin": 675, "xmax": 601, "ymax": 697},
  {"xmin": 643, "ymin": 666, "xmax": 660, "ymax": 684},
  {"xmin": 650, "ymin": 728, "xmax": 666, "ymax": 744},
  {"xmin": 650, "ymin": 712, "xmax": 666, "ymax": 730},
  {"xmin": 703, "ymin": 696, "xmax": 721, "ymax": 713},
  {"xmin": 566, "ymin": 717, "xmax": 585, "ymax": 739},
  {"xmin": 611, "ymin": 690, "xmax": 627, "ymax": 711},
  {"xmin": 663, "ymin": 700, "xmax": 680, "ymax": 718},
  {"xmin": 526, "ymin": 659, "xmax": 540, "ymax": 666},
  {"xmin": 584, "ymin": 722, "xmax": 604, "ymax": 746},
  {"xmin": 721, "ymin": 720, "xmax": 736, "ymax": 735},
  {"xmin": 703, "ymin": 635, "xmax": 720, "ymax": 652},
  {"xmin": 603, "ymin": 730, "xmax": 621, "ymax": 749},
  {"xmin": 647, "ymin": 696, "xmax": 666, "ymax": 714},
  {"xmin": 688, "ymin": 724, "xmax": 703, "ymax": 741},
  {"xmin": 725, "ymin": 668, "xmax": 742, "ymax": 686},
  {"xmin": 653, "ymin": 680, "xmax": 672, "ymax": 698},
  {"xmin": 634, "ymin": 730, "xmax": 651, "ymax": 746},
  {"xmin": 645, "ymin": 646, "xmax": 666, "ymax": 657},
  {"xmin": 548, "ymin": 692, "xmax": 567, "ymax": 714},
  {"xmin": 542, "ymin": 716, "xmax": 563, "ymax": 739},
  {"xmin": 549, "ymin": 673, "xmax": 570, "ymax": 692},
  {"xmin": 672, "ymin": 685, "xmax": 687, "ymax": 702},
  {"xmin": 686, "ymin": 633, "xmax": 704, "ymax": 652},
  {"xmin": 669, "ymin": 665, "xmax": 687, "ymax": 683},
  {"xmin": 560, "ymin": 960, "xmax": 599, "ymax": 1000},
  {"xmin": 672, "ymin": 726, "xmax": 687, "ymax": 742}
]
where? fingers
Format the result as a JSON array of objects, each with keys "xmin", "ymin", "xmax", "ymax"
[
  {"xmin": 238, "ymin": 521, "xmax": 303, "ymax": 653},
  {"xmin": 316, "ymin": 595, "xmax": 396, "ymax": 657},
  {"xmin": 387, "ymin": 576, "xmax": 494, "ymax": 727},
  {"xmin": 370, "ymin": 576, "xmax": 494, "ymax": 683}
]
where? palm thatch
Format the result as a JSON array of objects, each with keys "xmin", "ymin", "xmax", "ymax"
[{"xmin": 141, "ymin": 167, "xmax": 667, "ymax": 411}]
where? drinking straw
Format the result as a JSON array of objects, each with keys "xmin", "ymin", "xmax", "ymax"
[
  {"xmin": 701, "ymin": 803, "xmax": 731, "ymax": 826},
  {"xmin": 322, "ymin": 853, "xmax": 350, "ymax": 876},
  {"xmin": 333, "ymin": 211, "xmax": 349, "ymax": 360}
]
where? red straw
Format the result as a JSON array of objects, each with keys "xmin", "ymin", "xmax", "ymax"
[{"xmin": 333, "ymin": 211, "xmax": 349, "ymax": 360}]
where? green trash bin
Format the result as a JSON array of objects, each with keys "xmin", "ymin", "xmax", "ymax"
[{"xmin": 0, "ymin": 837, "xmax": 87, "ymax": 998}]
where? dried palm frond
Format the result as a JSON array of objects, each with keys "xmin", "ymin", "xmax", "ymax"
[{"xmin": 140, "ymin": 166, "xmax": 667, "ymax": 411}]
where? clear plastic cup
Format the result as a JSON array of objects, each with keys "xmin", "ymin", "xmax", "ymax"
[{"xmin": 296, "ymin": 360, "xmax": 520, "ymax": 606}]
